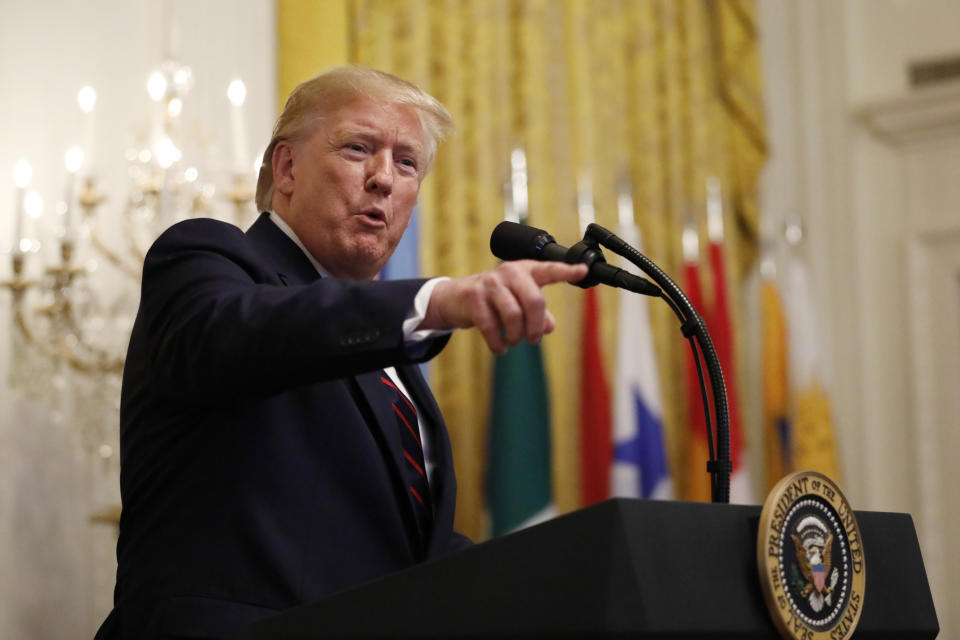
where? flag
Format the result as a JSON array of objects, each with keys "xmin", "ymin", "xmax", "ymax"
[
  {"xmin": 579, "ymin": 287, "xmax": 612, "ymax": 505},
  {"xmin": 611, "ymin": 223, "xmax": 673, "ymax": 500},
  {"xmin": 487, "ymin": 341, "xmax": 555, "ymax": 536},
  {"xmin": 380, "ymin": 202, "xmax": 430, "ymax": 378},
  {"xmin": 681, "ymin": 227, "xmax": 712, "ymax": 502},
  {"xmin": 706, "ymin": 240, "xmax": 753, "ymax": 504},
  {"xmin": 380, "ymin": 203, "xmax": 420, "ymax": 280},
  {"xmin": 761, "ymin": 277, "xmax": 791, "ymax": 490},
  {"xmin": 781, "ymin": 252, "xmax": 840, "ymax": 480}
]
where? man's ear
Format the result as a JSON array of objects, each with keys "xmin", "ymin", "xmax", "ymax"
[{"xmin": 272, "ymin": 141, "xmax": 295, "ymax": 197}]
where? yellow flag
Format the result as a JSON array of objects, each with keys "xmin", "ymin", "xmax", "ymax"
[
  {"xmin": 761, "ymin": 280, "xmax": 790, "ymax": 490},
  {"xmin": 781, "ymin": 255, "xmax": 840, "ymax": 481}
]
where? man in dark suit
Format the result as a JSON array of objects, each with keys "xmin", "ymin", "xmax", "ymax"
[{"xmin": 95, "ymin": 66, "xmax": 585, "ymax": 639}]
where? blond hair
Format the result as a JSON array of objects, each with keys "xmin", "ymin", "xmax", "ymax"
[{"xmin": 255, "ymin": 66, "xmax": 453, "ymax": 211}]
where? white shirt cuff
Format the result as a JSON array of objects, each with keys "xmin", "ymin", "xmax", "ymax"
[{"xmin": 403, "ymin": 277, "xmax": 453, "ymax": 343}]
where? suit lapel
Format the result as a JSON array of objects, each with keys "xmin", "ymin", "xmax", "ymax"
[
  {"xmin": 354, "ymin": 370, "xmax": 405, "ymax": 466},
  {"xmin": 247, "ymin": 212, "xmax": 428, "ymax": 553},
  {"xmin": 245, "ymin": 212, "xmax": 319, "ymax": 287},
  {"xmin": 353, "ymin": 369, "xmax": 424, "ymax": 553}
]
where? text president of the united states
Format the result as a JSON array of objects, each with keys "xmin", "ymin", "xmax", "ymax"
[{"xmin": 94, "ymin": 66, "xmax": 586, "ymax": 640}]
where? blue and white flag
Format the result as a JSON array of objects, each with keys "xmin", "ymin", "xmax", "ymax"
[
  {"xmin": 611, "ymin": 222, "xmax": 673, "ymax": 500},
  {"xmin": 380, "ymin": 203, "xmax": 421, "ymax": 281}
]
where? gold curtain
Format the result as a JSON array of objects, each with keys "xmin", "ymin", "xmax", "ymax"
[{"xmin": 276, "ymin": 0, "xmax": 766, "ymax": 540}]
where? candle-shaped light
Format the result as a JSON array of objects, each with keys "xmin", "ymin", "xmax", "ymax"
[
  {"xmin": 64, "ymin": 146, "xmax": 85, "ymax": 241},
  {"xmin": 173, "ymin": 66, "xmax": 192, "ymax": 93},
  {"xmin": 147, "ymin": 71, "xmax": 167, "ymax": 102},
  {"xmin": 167, "ymin": 97, "xmax": 183, "ymax": 119},
  {"xmin": 155, "ymin": 136, "xmax": 181, "ymax": 169},
  {"xmin": 147, "ymin": 70, "xmax": 167, "ymax": 155},
  {"xmin": 77, "ymin": 86, "xmax": 96, "ymax": 177},
  {"xmin": 228, "ymin": 79, "xmax": 249, "ymax": 175},
  {"xmin": 12, "ymin": 159, "xmax": 32, "ymax": 254},
  {"xmin": 155, "ymin": 136, "xmax": 181, "ymax": 225},
  {"xmin": 23, "ymin": 191, "xmax": 43, "ymax": 254}
]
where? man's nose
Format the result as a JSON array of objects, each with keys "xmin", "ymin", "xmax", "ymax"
[{"xmin": 364, "ymin": 151, "xmax": 394, "ymax": 196}]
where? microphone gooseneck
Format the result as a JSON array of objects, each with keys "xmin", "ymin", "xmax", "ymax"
[{"xmin": 586, "ymin": 222, "xmax": 731, "ymax": 504}]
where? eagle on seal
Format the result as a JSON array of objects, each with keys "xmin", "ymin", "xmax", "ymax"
[{"xmin": 792, "ymin": 532, "xmax": 833, "ymax": 597}]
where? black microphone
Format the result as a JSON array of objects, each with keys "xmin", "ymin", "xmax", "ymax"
[{"xmin": 490, "ymin": 221, "xmax": 661, "ymax": 297}]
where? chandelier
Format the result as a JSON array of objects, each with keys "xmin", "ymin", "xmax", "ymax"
[{"xmin": 2, "ymin": 53, "xmax": 258, "ymax": 493}]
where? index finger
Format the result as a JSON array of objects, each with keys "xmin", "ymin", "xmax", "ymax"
[{"xmin": 527, "ymin": 261, "xmax": 589, "ymax": 287}]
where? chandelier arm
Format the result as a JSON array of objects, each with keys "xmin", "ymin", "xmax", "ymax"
[
  {"xmin": 13, "ymin": 304, "xmax": 63, "ymax": 362},
  {"xmin": 14, "ymin": 289, "xmax": 124, "ymax": 375},
  {"xmin": 90, "ymin": 224, "xmax": 142, "ymax": 281},
  {"xmin": 81, "ymin": 181, "xmax": 141, "ymax": 280},
  {"xmin": 58, "ymin": 342, "xmax": 125, "ymax": 375},
  {"xmin": 0, "ymin": 277, "xmax": 36, "ymax": 297},
  {"xmin": 12, "ymin": 305, "xmax": 126, "ymax": 377},
  {"xmin": 224, "ymin": 173, "xmax": 255, "ymax": 227},
  {"xmin": 66, "ymin": 342, "xmax": 125, "ymax": 375}
]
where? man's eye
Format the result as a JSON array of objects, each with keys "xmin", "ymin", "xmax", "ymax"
[
  {"xmin": 349, "ymin": 144, "xmax": 365, "ymax": 152},
  {"xmin": 398, "ymin": 158, "xmax": 417, "ymax": 170}
]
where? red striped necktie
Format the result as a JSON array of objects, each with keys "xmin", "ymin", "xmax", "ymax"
[{"xmin": 379, "ymin": 373, "xmax": 433, "ymax": 541}]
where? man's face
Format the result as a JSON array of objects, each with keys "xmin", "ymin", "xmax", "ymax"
[{"xmin": 277, "ymin": 95, "xmax": 425, "ymax": 280}]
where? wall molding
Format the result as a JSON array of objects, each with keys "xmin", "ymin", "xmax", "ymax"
[{"xmin": 855, "ymin": 81, "xmax": 960, "ymax": 147}]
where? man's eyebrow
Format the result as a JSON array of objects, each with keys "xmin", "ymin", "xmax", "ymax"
[
  {"xmin": 333, "ymin": 123, "xmax": 424, "ymax": 154},
  {"xmin": 333, "ymin": 124, "xmax": 378, "ymax": 139},
  {"xmin": 394, "ymin": 139, "xmax": 424, "ymax": 156}
]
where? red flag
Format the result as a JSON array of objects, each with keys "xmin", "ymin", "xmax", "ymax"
[
  {"xmin": 681, "ymin": 252, "xmax": 712, "ymax": 502},
  {"xmin": 579, "ymin": 287, "xmax": 612, "ymax": 505},
  {"xmin": 706, "ymin": 240, "xmax": 753, "ymax": 503}
]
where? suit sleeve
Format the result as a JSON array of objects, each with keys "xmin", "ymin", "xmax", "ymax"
[{"xmin": 128, "ymin": 219, "xmax": 448, "ymax": 400}]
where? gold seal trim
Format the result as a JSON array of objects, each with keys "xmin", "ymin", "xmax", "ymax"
[{"xmin": 757, "ymin": 471, "xmax": 866, "ymax": 640}]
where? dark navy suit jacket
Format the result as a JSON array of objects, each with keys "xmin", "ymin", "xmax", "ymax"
[{"xmin": 96, "ymin": 213, "xmax": 470, "ymax": 639}]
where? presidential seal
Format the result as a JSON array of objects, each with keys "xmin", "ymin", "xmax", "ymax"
[{"xmin": 757, "ymin": 471, "xmax": 866, "ymax": 640}]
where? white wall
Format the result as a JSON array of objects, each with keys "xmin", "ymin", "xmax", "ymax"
[
  {"xmin": 846, "ymin": 0, "xmax": 960, "ymax": 103},
  {"xmin": 757, "ymin": 0, "xmax": 960, "ymax": 634},
  {"xmin": 0, "ymin": 1, "xmax": 274, "ymax": 636}
]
